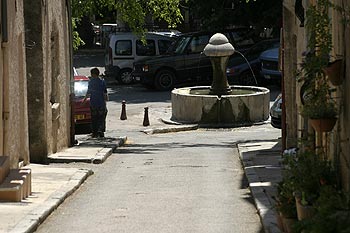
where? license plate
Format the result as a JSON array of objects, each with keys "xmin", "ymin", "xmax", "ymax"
[{"xmin": 75, "ymin": 114, "xmax": 85, "ymax": 120}]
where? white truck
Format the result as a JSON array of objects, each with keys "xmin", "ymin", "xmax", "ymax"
[{"xmin": 104, "ymin": 32, "xmax": 176, "ymax": 84}]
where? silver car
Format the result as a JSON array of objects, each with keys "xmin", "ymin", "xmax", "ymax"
[{"xmin": 270, "ymin": 94, "xmax": 282, "ymax": 129}]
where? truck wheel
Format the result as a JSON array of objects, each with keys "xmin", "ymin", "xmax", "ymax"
[
  {"xmin": 118, "ymin": 69, "xmax": 134, "ymax": 85},
  {"xmin": 154, "ymin": 70, "xmax": 175, "ymax": 91}
]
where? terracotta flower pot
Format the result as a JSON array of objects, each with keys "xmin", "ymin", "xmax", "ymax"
[
  {"xmin": 295, "ymin": 197, "xmax": 316, "ymax": 220},
  {"xmin": 309, "ymin": 118, "xmax": 337, "ymax": 132},
  {"xmin": 324, "ymin": 59, "xmax": 344, "ymax": 86},
  {"xmin": 276, "ymin": 212, "xmax": 284, "ymax": 231},
  {"xmin": 281, "ymin": 215, "xmax": 297, "ymax": 233}
]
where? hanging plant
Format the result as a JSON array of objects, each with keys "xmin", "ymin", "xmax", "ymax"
[
  {"xmin": 323, "ymin": 59, "xmax": 344, "ymax": 86},
  {"xmin": 297, "ymin": 0, "xmax": 338, "ymax": 132}
]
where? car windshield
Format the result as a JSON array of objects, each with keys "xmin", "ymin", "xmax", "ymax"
[
  {"xmin": 74, "ymin": 80, "xmax": 89, "ymax": 97},
  {"xmin": 172, "ymin": 36, "xmax": 191, "ymax": 54}
]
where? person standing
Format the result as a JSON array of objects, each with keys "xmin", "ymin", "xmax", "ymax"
[{"xmin": 82, "ymin": 68, "xmax": 108, "ymax": 138}]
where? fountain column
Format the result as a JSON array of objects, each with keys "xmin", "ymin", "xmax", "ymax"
[{"xmin": 203, "ymin": 33, "xmax": 235, "ymax": 96}]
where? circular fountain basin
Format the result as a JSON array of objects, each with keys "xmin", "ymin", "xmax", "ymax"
[{"xmin": 171, "ymin": 86, "xmax": 270, "ymax": 126}]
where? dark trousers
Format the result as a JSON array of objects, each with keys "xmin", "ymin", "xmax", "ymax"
[{"xmin": 91, "ymin": 107, "xmax": 107, "ymax": 134}]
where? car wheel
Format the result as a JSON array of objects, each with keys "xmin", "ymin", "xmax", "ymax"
[
  {"xmin": 154, "ymin": 70, "xmax": 175, "ymax": 91},
  {"xmin": 118, "ymin": 69, "xmax": 134, "ymax": 85},
  {"xmin": 239, "ymin": 71, "xmax": 258, "ymax": 86}
]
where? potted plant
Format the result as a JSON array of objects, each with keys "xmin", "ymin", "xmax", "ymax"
[
  {"xmin": 301, "ymin": 83, "xmax": 337, "ymax": 132},
  {"xmin": 283, "ymin": 150, "xmax": 337, "ymax": 220},
  {"xmin": 323, "ymin": 58, "xmax": 344, "ymax": 86},
  {"xmin": 294, "ymin": 185, "xmax": 350, "ymax": 233},
  {"xmin": 274, "ymin": 179, "xmax": 298, "ymax": 232}
]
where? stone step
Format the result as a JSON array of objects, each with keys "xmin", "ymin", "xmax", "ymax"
[
  {"xmin": 19, "ymin": 168, "xmax": 32, "ymax": 197},
  {"xmin": 0, "ymin": 168, "xmax": 32, "ymax": 202},
  {"xmin": 0, "ymin": 156, "xmax": 10, "ymax": 184}
]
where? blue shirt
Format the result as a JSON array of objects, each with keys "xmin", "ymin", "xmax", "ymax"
[{"xmin": 87, "ymin": 77, "xmax": 107, "ymax": 108}]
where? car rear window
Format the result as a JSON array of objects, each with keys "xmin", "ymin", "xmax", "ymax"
[
  {"xmin": 74, "ymin": 81, "xmax": 89, "ymax": 97},
  {"xmin": 136, "ymin": 39, "xmax": 156, "ymax": 56},
  {"xmin": 115, "ymin": 40, "xmax": 132, "ymax": 55}
]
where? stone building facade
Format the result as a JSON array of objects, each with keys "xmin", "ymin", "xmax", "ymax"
[
  {"xmin": 0, "ymin": 0, "xmax": 72, "ymax": 167},
  {"xmin": 282, "ymin": 0, "xmax": 350, "ymax": 190},
  {"xmin": 0, "ymin": 0, "xmax": 29, "ymax": 168},
  {"xmin": 24, "ymin": 0, "xmax": 72, "ymax": 163}
]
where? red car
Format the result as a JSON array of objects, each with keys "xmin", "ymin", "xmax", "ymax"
[{"xmin": 73, "ymin": 75, "xmax": 92, "ymax": 130}]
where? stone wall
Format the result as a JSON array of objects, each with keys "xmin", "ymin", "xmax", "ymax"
[
  {"xmin": 333, "ymin": 0, "xmax": 350, "ymax": 191},
  {"xmin": 283, "ymin": 0, "xmax": 350, "ymax": 190},
  {"xmin": 1, "ymin": 0, "xmax": 30, "ymax": 168},
  {"xmin": 24, "ymin": 0, "xmax": 71, "ymax": 163},
  {"xmin": 47, "ymin": 0, "xmax": 71, "ymax": 154}
]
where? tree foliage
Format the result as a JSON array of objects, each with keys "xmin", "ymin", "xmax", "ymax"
[
  {"xmin": 186, "ymin": 0, "xmax": 282, "ymax": 34},
  {"xmin": 72, "ymin": 0, "xmax": 184, "ymax": 35},
  {"xmin": 71, "ymin": 0, "xmax": 282, "ymax": 49}
]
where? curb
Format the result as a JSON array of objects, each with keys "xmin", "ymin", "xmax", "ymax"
[
  {"xmin": 237, "ymin": 141, "xmax": 281, "ymax": 233},
  {"xmin": 142, "ymin": 125, "xmax": 198, "ymax": 134},
  {"xmin": 10, "ymin": 169, "xmax": 93, "ymax": 233},
  {"xmin": 92, "ymin": 136, "xmax": 127, "ymax": 164},
  {"xmin": 48, "ymin": 136, "xmax": 127, "ymax": 164}
]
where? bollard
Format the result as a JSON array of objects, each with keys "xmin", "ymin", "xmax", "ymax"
[
  {"xmin": 143, "ymin": 107, "xmax": 150, "ymax": 126},
  {"xmin": 120, "ymin": 100, "xmax": 127, "ymax": 120}
]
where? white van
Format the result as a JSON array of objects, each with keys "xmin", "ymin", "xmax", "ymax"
[{"xmin": 104, "ymin": 32, "xmax": 176, "ymax": 84}]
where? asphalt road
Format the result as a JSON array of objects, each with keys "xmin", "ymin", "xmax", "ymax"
[
  {"xmin": 34, "ymin": 52, "xmax": 281, "ymax": 233},
  {"xmin": 36, "ymin": 126, "xmax": 280, "ymax": 233}
]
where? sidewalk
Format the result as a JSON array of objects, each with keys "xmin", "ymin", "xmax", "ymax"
[
  {"xmin": 238, "ymin": 139, "xmax": 283, "ymax": 233},
  {"xmin": 0, "ymin": 135, "xmax": 127, "ymax": 233}
]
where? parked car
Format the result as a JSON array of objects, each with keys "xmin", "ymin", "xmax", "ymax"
[
  {"xmin": 260, "ymin": 47, "xmax": 281, "ymax": 83},
  {"xmin": 226, "ymin": 38, "xmax": 280, "ymax": 85},
  {"xmin": 133, "ymin": 28, "xmax": 259, "ymax": 91},
  {"xmin": 270, "ymin": 93, "xmax": 282, "ymax": 129},
  {"xmin": 104, "ymin": 32, "xmax": 175, "ymax": 85},
  {"xmin": 73, "ymin": 75, "xmax": 92, "ymax": 130}
]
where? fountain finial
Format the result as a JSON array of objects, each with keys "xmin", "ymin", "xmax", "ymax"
[
  {"xmin": 203, "ymin": 33, "xmax": 235, "ymax": 57},
  {"xmin": 203, "ymin": 33, "xmax": 234, "ymax": 96}
]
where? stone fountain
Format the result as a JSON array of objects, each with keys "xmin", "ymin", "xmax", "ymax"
[{"xmin": 171, "ymin": 33, "xmax": 270, "ymax": 126}]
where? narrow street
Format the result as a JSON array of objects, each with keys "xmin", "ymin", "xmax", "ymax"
[
  {"xmin": 36, "ymin": 126, "xmax": 281, "ymax": 233},
  {"xmin": 34, "ymin": 52, "xmax": 281, "ymax": 232}
]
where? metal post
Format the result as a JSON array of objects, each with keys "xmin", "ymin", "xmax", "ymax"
[
  {"xmin": 143, "ymin": 107, "xmax": 150, "ymax": 126},
  {"xmin": 120, "ymin": 100, "xmax": 127, "ymax": 120}
]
